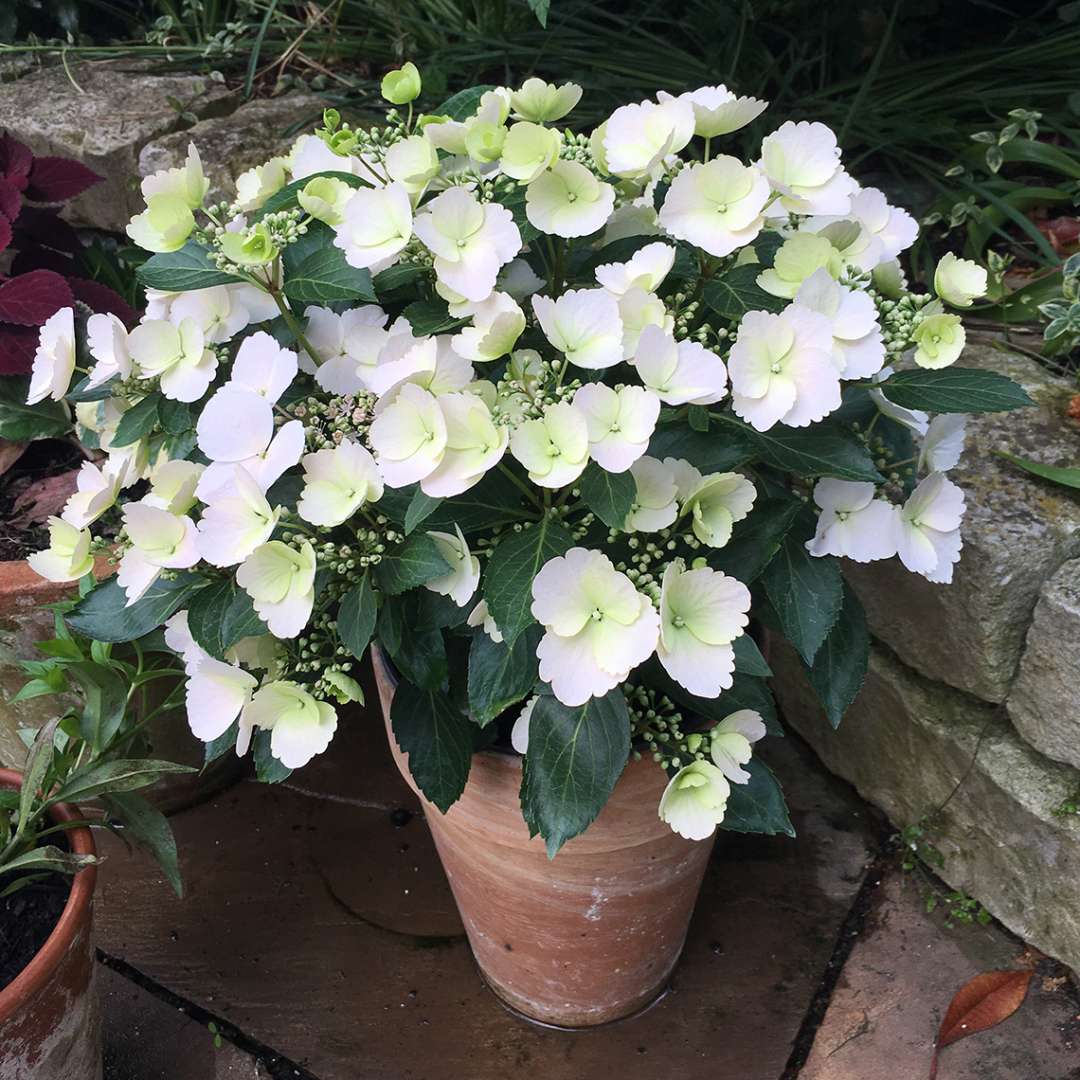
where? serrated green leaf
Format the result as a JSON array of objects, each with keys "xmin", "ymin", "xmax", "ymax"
[
  {"xmin": 805, "ymin": 582, "xmax": 869, "ymax": 727},
  {"xmin": 520, "ymin": 689, "xmax": 630, "ymax": 858},
  {"xmin": 733, "ymin": 634, "xmax": 772, "ymax": 677},
  {"xmin": 710, "ymin": 495, "xmax": 803, "ymax": 582},
  {"xmin": 252, "ymin": 730, "xmax": 292, "ymax": 784},
  {"xmin": 434, "ymin": 84, "xmax": 497, "ymax": 121},
  {"xmin": 720, "ymin": 759, "xmax": 794, "ymax": 837},
  {"xmin": 375, "ymin": 471, "xmax": 534, "ymax": 534},
  {"xmin": 467, "ymin": 626, "xmax": 540, "ymax": 725},
  {"xmin": 186, "ymin": 578, "xmax": 266, "ymax": 660},
  {"xmin": 137, "ymin": 242, "xmax": 242, "ymax": 292},
  {"xmin": 644, "ymin": 658, "xmax": 781, "ymax": 735},
  {"xmin": 111, "ymin": 391, "xmax": 161, "ymax": 447},
  {"xmin": 283, "ymin": 246, "xmax": 376, "ymax": 304},
  {"xmin": 578, "ymin": 461, "xmax": 635, "ymax": 530},
  {"xmin": 404, "ymin": 488, "xmax": 443, "ymax": 535},
  {"xmin": 203, "ymin": 720, "xmax": 238, "ymax": 768},
  {"xmin": 703, "ymin": 265, "xmax": 787, "ymax": 320},
  {"xmin": 372, "ymin": 263, "xmax": 427, "ymax": 297},
  {"xmin": 66, "ymin": 574, "xmax": 206, "ymax": 644},
  {"xmin": 876, "ymin": 367, "xmax": 1033, "ymax": 413},
  {"xmin": 374, "ymin": 532, "xmax": 451, "ymax": 595},
  {"xmin": 403, "ymin": 300, "xmax": 467, "ymax": 335},
  {"xmin": 0, "ymin": 376, "xmax": 71, "ymax": 440},
  {"xmin": 257, "ymin": 170, "xmax": 363, "ymax": 218},
  {"xmin": 102, "ymin": 791, "xmax": 183, "ymax": 896},
  {"xmin": 647, "ymin": 422, "xmax": 755, "ymax": 473},
  {"xmin": 338, "ymin": 573, "xmax": 377, "ymax": 661}
]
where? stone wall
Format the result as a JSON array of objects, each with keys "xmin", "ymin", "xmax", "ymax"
[{"xmin": 774, "ymin": 338, "xmax": 1080, "ymax": 971}]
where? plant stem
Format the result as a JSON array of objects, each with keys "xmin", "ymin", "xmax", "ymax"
[
  {"xmin": 497, "ymin": 462, "xmax": 543, "ymax": 509},
  {"xmin": 269, "ymin": 285, "xmax": 320, "ymax": 363}
]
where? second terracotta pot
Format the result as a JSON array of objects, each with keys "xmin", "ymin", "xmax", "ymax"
[{"xmin": 373, "ymin": 650, "xmax": 714, "ymax": 1027}]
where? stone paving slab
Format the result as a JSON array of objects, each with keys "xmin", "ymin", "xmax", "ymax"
[
  {"xmin": 94, "ymin": 704, "xmax": 877, "ymax": 1080},
  {"xmin": 799, "ymin": 870, "xmax": 1080, "ymax": 1080}
]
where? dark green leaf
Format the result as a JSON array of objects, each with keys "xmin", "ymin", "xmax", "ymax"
[
  {"xmin": 48, "ymin": 758, "xmax": 194, "ymax": 806},
  {"xmin": 390, "ymin": 679, "xmax": 474, "ymax": 812},
  {"xmin": 375, "ymin": 470, "xmax": 534, "ymax": 534},
  {"xmin": 338, "ymin": 573, "xmax": 377, "ymax": 661},
  {"xmin": 578, "ymin": 461, "xmax": 635, "ymax": 530},
  {"xmin": 383, "ymin": 615, "xmax": 447, "ymax": 691},
  {"xmin": 203, "ymin": 720, "xmax": 238, "ymax": 767},
  {"xmin": 520, "ymin": 689, "xmax": 630, "ymax": 858},
  {"xmin": 68, "ymin": 662, "xmax": 129, "ymax": 750},
  {"xmin": 647, "ymin": 422, "xmax": 754, "ymax": 473},
  {"xmin": 710, "ymin": 495, "xmax": 803, "ymax": 582},
  {"xmin": 283, "ymin": 247, "xmax": 376, "ymax": 305},
  {"xmin": 733, "ymin": 634, "xmax": 772, "ymax": 677},
  {"xmin": 434, "ymin": 84, "xmax": 496, "ymax": 121},
  {"xmin": 467, "ymin": 626, "xmax": 540, "ymax": 725},
  {"xmin": 753, "ymin": 232, "xmax": 785, "ymax": 268},
  {"xmin": 688, "ymin": 404, "xmax": 710, "ymax": 432},
  {"xmin": 65, "ymin": 375, "xmax": 117, "ymax": 404},
  {"xmin": 720, "ymin": 759, "xmax": 794, "ymax": 837},
  {"xmin": 526, "ymin": 0, "xmax": 550, "ymax": 26},
  {"xmin": 876, "ymin": 367, "xmax": 1033, "ymax": 413},
  {"xmin": 252, "ymin": 731, "xmax": 292, "ymax": 783},
  {"xmin": 67, "ymin": 574, "xmax": 207, "ymax": 644},
  {"xmin": 806, "ymin": 582, "xmax": 868, "ymax": 728},
  {"xmin": 644, "ymin": 658, "xmax": 780, "ymax": 735},
  {"xmin": 137, "ymin": 241, "xmax": 242, "ymax": 292},
  {"xmin": 111, "ymin": 392, "xmax": 162, "ymax": 447},
  {"xmin": 17, "ymin": 717, "xmax": 59, "ymax": 838},
  {"xmin": 102, "ymin": 791, "xmax": 183, "ymax": 896},
  {"xmin": 158, "ymin": 397, "xmax": 194, "ymax": 435},
  {"xmin": 483, "ymin": 516, "xmax": 574, "ymax": 645},
  {"xmin": 2, "ymin": 846, "xmax": 96, "ymax": 877},
  {"xmin": 403, "ymin": 300, "xmax": 467, "ymax": 335},
  {"xmin": 998, "ymin": 451, "xmax": 1080, "ymax": 490},
  {"xmin": 404, "ymin": 489, "xmax": 444, "ymax": 535},
  {"xmin": 372, "ymin": 263, "xmax": 426, "ymax": 298},
  {"xmin": 0, "ymin": 376, "xmax": 71, "ymax": 440},
  {"xmin": 374, "ymin": 532, "xmax": 451, "ymax": 595},
  {"xmin": 703, "ymin": 265, "xmax": 787, "ymax": 320},
  {"xmin": 186, "ymin": 578, "xmax": 266, "ymax": 660}
]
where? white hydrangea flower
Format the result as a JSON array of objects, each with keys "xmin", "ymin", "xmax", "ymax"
[
  {"xmin": 631, "ymin": 323, "xmax": 727, "ymax": 405},
  {"xmin": 532, "ymin": 287, "xmax": 624, "ymax": 370},
  {"xmin": 141, "ymin": 142, "xmax": 208, "ymax": 208},
  {"xmin": 289, "ymin": 133, "xmax": 362, "ymax": 180},
  {"xmin": 657, "ymin": 85, "xmax": 768, "ymax": 137},
  {"xmin": 526, "ymin": 160, "xmax": 615, "ymax": 238},
  {"xmin": 117, "ymin": 501, "xmax": 200, "ymax": 605},
  {"xmin": 128, "ymin": 317, "xmax": 217, "ymax": 402},
  {"xmin": 333, "ymin": 182, "xmax": 413, "ymax": 273},
  {"xmin": 420, "ymin": 391, "xmax": 507, "ymax": 498},
  {"xmin": 810, "ymin": 186, "xmax": 917, "ymax": 270},
  {"xmin": 368, "ymin": 382, "xmax": 448, "ymax": 487},
  {"xmin": 497, "ymin": 258, "xmax": 546, "ymax": 301},
  {"xmin": 759, "ymin": 120, "xmax": 857, "ymax": 216},
  {"xmin": 236, "ymin": 540, "xmax": 317, "ymax": 638},
  {"xmin": 728, "ymin": 306, "xmax": 841, "ymax": 430},
  {"xmin": 918, "ymin": 414, "xmax": 967, "ymax": 473},
  {"xmin": 467, "ymin": 599, "xmax": 503, "ymax": 644},
  {"xmin": 710, "ymin": 709, "xmax": 767, "ymax": 784},
  {"xmin": 616, "ymin": 286, "xmax": 673, "ymax": 360},
  {"xmin": 657, "ymin": 559, "xmax": 751, "ymax": 697},
  {"xmin": 659, "ymin": 760, "xmax": 730, "ymax": 840},
  {"xmin": 406, "ymin": 336, "xmax": 476, "ymax": 397},
  {"xmin": 224, "ymin": 331, "xmax": 298, "ymax": 403},
  {"xmin": 625, "ymin": 457, "xmax": 679, "ymax": 532},
  {"xmin": 185, "ymin": 656, "xmax": 258, "ymax": 747},
  {"xmin": 240, "ymin": 681, "xmax": 338, "ymax": 769},
  {"xmin": 499, "ymin": 121, "xmax": 562, "ymax": 183},
  {"xmin": 144, "ymin": 459, "xmax": 203, "ymax": 515},
  {"xmin": 299, "ymin": 305, "xmax": 387, "ymax": 393},
  {"xmin": 806, "ymin": 479, "xmax": 899, "ymax": 562},
  {"xmin": 147, "ymin": 282, "xmax": 277, "ymax": 340},
  {"xmin": 934, "ymin": 252, "xmax": 988, "ymax": 309},
  {"xmin": 424, "ymin": 526, "xmax": 481, "ymax": 607},
  {"xmin": 912, "ymin": 313, "xmax": 966, "ymax": 370},
  {"xmin": 27, "ymin": 307, "xmax": 76, "ymax": 404},
  {"xmin": 451, "ymin": 292, "xmax": 526, "ymax": 362},
  {"xmin": 594, "ymin": 242, "xmax": 675, "ymax": 296},
  {"xmin": 658, "ymin": 157, "xmax": 770, "ymax": 257},
  {"xmin": 509, "ymin": 400, "xmax": 590, "ymax": 488},
  {"xmin": 682, "ymin": 472, "xmax": 757, "ymax": 547},
  {"xmin": 61, "ymin": 457, "xmax": 129, "ymax": 530},
  {"xmin": 896, "ymin": 472, "xmax": 965, "ymax": 584},
  {"xmin": 385, "ymin": 134, "xmax": 440, "ymax": 196},
  {"xmin": 28, "ymin": 518, "xmax": 94, "ymax": 583},
  {"xmin": 509, "ymin": 695, "xmax": 539, "ymax": 754},
  {"xmin": 163, "ymin": 610, "xmax": 209, "ymax": 676},
  {"xmin": 297, "ymin": 439, "xmax": 383, "ymax": 527},
  {"xmin": 599, "ymin": 98, "xmax": 694, "ymax": 179},
  {"xmin": 793, "ymin": 269, "xmax": 885, "ymax": 379},
  {"xmin": 511, "ymin": 78, "xmax": 582, "ymax": 123},
  {"xmin": 85, "ymin": 312, "xmax": 133, "ymax": 388},
  {"xmin": 572, "ymin": 383, "xmax": 660, "ymax": 473},
  {"xmin": 531, "ymin": 548, "xmax": 660, "ymax": 706},
  {"xmin": 196, "ymin": 465, "xmax": 281, "ymax": 567},
  {"xmin": 868, "ymin": 367, "xmax": 929, "ymax": 435},
  {"xmin": 413, "ymin": 186, "xmax": 521, "ymax": 302},
  {"xmin": 234, "ymin": 156, "xmax": 288, "ymax": 213},
  {"xmin": 757, "ymin": 233, "xmax": 841, "ymax": 299}
]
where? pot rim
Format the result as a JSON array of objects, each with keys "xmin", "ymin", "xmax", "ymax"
[{"xmin": 0, "ymin": 766, "xmax": 98, "ymax": 1020}]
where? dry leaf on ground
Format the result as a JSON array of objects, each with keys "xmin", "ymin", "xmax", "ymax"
[
  {"xmin": 0, "ymin": 439, "xmax": 26, "ymax": 477},
  {"xmin": 9, "ymin": 468, "xmax": 80, "ymax": 527}
]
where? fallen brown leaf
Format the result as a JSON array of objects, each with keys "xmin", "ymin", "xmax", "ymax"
[
  {"xmin": 0, "ymin": 438, "xmax": 26, "ymax": 477},
  {"xmin": 1067, "ymin": 395, "xmax": 1080, "ymax": 421},
  {"xmin": 929, "ymin": 969, "xmax": 1033, "ymax": 1079},
  {"xmin": 9, "ymin": 468, "xmax": 80, "ymax": 528}
]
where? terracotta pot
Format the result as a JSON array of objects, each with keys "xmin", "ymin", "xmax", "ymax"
[
  {"xmin": 372, "ymin": 649, "xmax": 714, "ymax": 1027},
  {"xmin": 0, "ymin": 768, "xmax": 102, "ymax": 1079}
]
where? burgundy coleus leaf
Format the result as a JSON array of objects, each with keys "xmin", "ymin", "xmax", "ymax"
[
  {"xmin": 0, "ymin": 324, "xmax": 40, "ymax": 375},
  {"xmin": 0, "ymin": 178, "xmax": 20, "ymax": 223},
  {"xmin": 0, "ymin": 215, "xmax": 11, "ymax": 256},
  {"xmin": 10, "ymin": 247, "xmax": 75, "ymax": 278},
  {"xmin": 25, "ymin": 157, "xmax": 102, "ymax": 203},
  {"xmin": 0, "ymin": 270, "xmax": 74, "ymax": 327},
  {"xmin": 0, "ymin": 132, "xmax": 33, "ymax": 190},
  {"xmin": 69, "ymin": 277, "xmax": 138, "ymax": 328},
  {"xmin": 12, "ymin": 207, "xmax": 80, "ymax": 255}
]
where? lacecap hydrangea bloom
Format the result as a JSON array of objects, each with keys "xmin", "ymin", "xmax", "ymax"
[{"xmin": 24, "ymin": 67, "xmax": 1025, "ymax": 854}]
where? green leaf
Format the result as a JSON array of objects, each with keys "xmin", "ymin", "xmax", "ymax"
[
  {"xmin": 375, "ymin": 470, "xmax": 534, "ymax": 534},
  {"xmin": 403, "ymin": 300, "xmax": 467, "ymax": 336},
  {"xmin": 526, "ymin": 0, "xmax": 550, "ymax": 26},
  {"xmin": 733, "ymin": 634, "xmax": 772, "ymax": 677},
  {"xmin": 688, "ymin": 404, "xmax": 710, "ymax": 432},
  {"xmin": 644, "ymin": 658, "xmax": 780, "ymax": 734},
  {"xmin": 258, "ymin": 170, "xmax": 363, "ymax": 218},
  {"xmin": 434, "ymin": 84, "xmax": 496, "ymax": 121},
  {"xmin": 68, "ymin": 662, "xmax": 129, "ymax": 750},
  {"xmin": 372, "ymin": 263, "xmax": 426, "ymax": 298},
  {"xmin": 520, "ymin": 689, "xmax": 630, "ymax": 858},
  {"xmin": 185, "ymin": 578, "xmax": 266, "ymax": 660},
  {"xmin": 203, "ymin": 720, "xmax": 238, "ymax": 767},
  {"xmin": 647, "ymin": 423, "xmax": 754, "ymax": 473},
  {"xmin": 158, "ymin": 397, "xmax": 194, "ymax": 435},
  {"xmin": 805, "ymin": 582, "xmax": 868, "ymax": 728},
  {"xmin": 703, "ymin": 265, "xmax": 787, "ymax": 320},
  {"xmin": 381, "ymin": 607, "xmax": 447, "ymax": 691},
  {"xmin": 761, "ymin": 521, "xmax": 843, "ymax": 665},
  {"xmin": 67, "ymin": 574, "xmax": 207, "ymax": 644},
  {"xmin": 998, "ymin": 451, "xmax": 1080, "ymax": 490},
  {"xmin": 876, "ymin": 367, "xmax": 1033, "ymax": 413},
  {"xmin": 283, "ymin": 246, "xmax": 376, "ymax": 305},
  {"xmin": 404, "ymin": 488, "xmax": 443, "ymax": 534},
  {"xmin": 467, "ymin": 626, "xmax": 540, "ymax": 725},
  {"xmin": 338, "ymin": 573, "xmax": 378, "ymax": 661},
  {"xmin": 710, "ymin": 495, "xmax": 803, "ymax": 582},
  {"xmin": 0, "ymin": 376, "xmax": 71, "ymax": 440},
  {"xmin": 2, "ymin": 846, "xmax": 97, "ymax": 877},
  {"xmin": 713, "ymin": 415, "xmax": 882, "ymax": 482},
  {"xmin": 102, "ymin": 791, "xmax": 183, "ymax": 896},
  {"xmin": 390, "ymin": 679, "xmax": 474, "ymax": 812},
  {"xmin": 17, "ymin": 717, "xmax": 59, "ymax": 839},
  {"xmin": 65, "ymin": 375, "xmax": 117, "ymax": 404},
  {"xmin": 753, "ymin": 232, "xmax": 785, "ymax": 268},
  {"xmin": 483, "ymin": 516, "xmax": 574, "ymax": 645},
  {"xmin": 137, "ymin": 241, "xmax": 242, "ymax": 292},
  {"xmin": 111, "ymin": 391, "xmax": 162, "ymax": 447},
  {"xmin": 373, "ymin": 532, "xmax": 451, "ymax": 595},
  {"xmin": 49, "ymin": 758, "xmax": 195, "ymax": 806},
  {"xmin": 252, "ymin": 731, "xmax": 292, "ymax": 783},
  {"xmin": 578, "ymin": 461, "xmax": 635, "ymax": 530},
  {"xmin": 720, "ymin": 759, "xmax": 795, "ymax": 837}
]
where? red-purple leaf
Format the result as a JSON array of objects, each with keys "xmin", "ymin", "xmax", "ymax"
[
  {"xmin": 0, "ymin": 215, "xmax": 11, "ymax": 256},
  {"xmin": 0, "ymin": 133, "xmax": 33, "ymax": 189},
  {"xmin": 0, "ymin": 324, "xmax": 41, "ymax": 375},
  {"xmin": 0, "ymin": 178, "xmax": 20, "ymax": 223},
  {"xmin": 0, "ymin": 270, "xmax": 74, "ymax": 327},
  {"xmin": 25, "ymin": 157, "xmax": 102, "ymax": 203},
  {"xmin": 10, "ymin": 248, "xmax": 75, "ymax": 278},
  {"xmin": 68, "ymin": 277, "xmax": 138, "ymax": 328},
  {"xmin": 12, "ymin": 207, "xmax": 80, "ymax": 255}
]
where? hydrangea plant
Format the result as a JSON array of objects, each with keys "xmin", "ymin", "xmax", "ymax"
[{"xmin": 24, "ymin": 69, "xmax": 1028, "ymax": 854}]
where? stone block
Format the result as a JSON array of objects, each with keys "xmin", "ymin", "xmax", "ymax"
[
  {"xmin": 0, "ymin": 61, "xmax": 233, "ymax": 231},
  {"xmin": 1009, "ymin": 558, "xmax": 1080, "ymax": 770},
  {"xmin": 138, "ymin": 92, "xmax": 324, "ymax": 208},
  {"xmin": 844, "ymin": 338, "xmax": 1080, "ymax": 703},
  {"xmin": 771, "ymin": 639, "xmax": 1080, "ymax": 973}
]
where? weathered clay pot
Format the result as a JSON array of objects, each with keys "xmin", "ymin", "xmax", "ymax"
[
  {"xmin": 372, "ymin": 649, "xmax": 714, "ymax": 1027},
  {"xmin": 0, "ymin": 767, "xmax": 102, "ymax": 1079}
]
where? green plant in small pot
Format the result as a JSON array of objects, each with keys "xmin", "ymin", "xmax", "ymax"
[
  {"xmin": 19, "ymin": 66, "xmax": 1032, "ymax": 1027},
  {"xmin": 0, "ymin": 603, "xmax": 192, "ymax": 1080}
]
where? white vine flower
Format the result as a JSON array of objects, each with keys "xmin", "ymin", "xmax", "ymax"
[
  {"xmin": 632, "ymin": 323, "xmax": 727, "ymax": 406},
  {"xmin": 526, "ymin": 160, "xmax": 615, "ymax": 238},
  {"xmin": 61, "ymin": 458, "xmax": 129, "ymax": 530},
  {"xmin": 805, "ymin": 479, "xmax": 899, "ymax": 562},
  {"xmin": 27, "ymin": 307, "xmax": 76, "ymax": 404},
  {"xmin": 117, "ymin": 501, "xmax": 200, "ymax": 604},
  {"xmin": 333, "ymin": 182, "xmax": 413, "ymax": 273},
  {"xmin": 240, "ymin": 681, "xmax": 338, "ymax": 769},
  {"xmin": 511, "ymin": 78, "xmax": 582, "ymax": 123},
  {"xmin": 196, "ymin": 466, "xmax": 281, "ymax": 567},
  {"xmin": 657, "ymin": 85, "xmax": 768, "ymax": 137},
  {"xmin": 896, "ymin": 472, "xmax": 965, "ymax": 584},
  {"xmin": 297, "ymin": 439, "xmax": 384, "ymax": 527},
  {"xmin": 659, "ymin": 761, "xmax": 730, "ymax": 840},
  {"xmin": 368, "ymin": 382, "xmax": 448, "ymax": 487},
  {"xmin": 451, "ymin": 292, "xmax": 526, "ymax": 362},
  {"xmin": 421, "ymin": 391, "xmax": 508, "ymax": 497},
  {"xmin": 572, "ymin": 383, "xmax": 660, "ymax": 473},
  {"xmin": 682, "ymin": 472, "xmax": 757, "ymax": 547},
  {"xmin": 599, "ymin": 98, "xmax": 694, "ymax": 179},
  {"xmin": 128, "ymin": 317, "xmax": 216, "ymax": 402},
  {"xmin": 28, "ymin": 518, "xmax": 94, "ymax": 583},
  {"xmin": 532, "ymin": 288, "xmax": 624, "ymax": 370},
  {"xmin": 918, "ymin": 414, "xmax": 967, "ymax": 473},
  {"xmin": 710, "ymin": 710, "xmax": 767, "ymax": 784},
  {"xmin": 509, "ymin": 400, "xmax": 590, "ymax": 488},
  {"xmin": 594, "ymin": 242, "xmax": 675, "ymax": 296},
  {"xmin": 625, "ymin": 457, "xmax": 679, "ymax": 532},
  {"xmin": 793, "ymin": 269, "xmax": 885, "ymax": 379},
  {"xmin": 509, "ymin": 696, "xmax": 539, "ymax": 754},
  {"xmin": 759, "ymin": 121, "xmax": 856, "ymax": 216},
  {"xmin": 185, "ymin": 657, "xmax": 258, "ymax": 748},
  {"xmin": 302, "ymin": 305, "xmax": 390, "ymax": 394},
  {"xmin": 467, "ymin": 599, "xmax": 503, "ymax": 644},
  {"xmin": 225, "ymin": 331, "xmax": 298, "ymax": 403},
  {"xmin": 236, "ymin": 540, "xmax": 317, "ymax": 638},
  {"xmin": 85, "ymin": 312, "xmax": 133, "ymax": 388}
]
